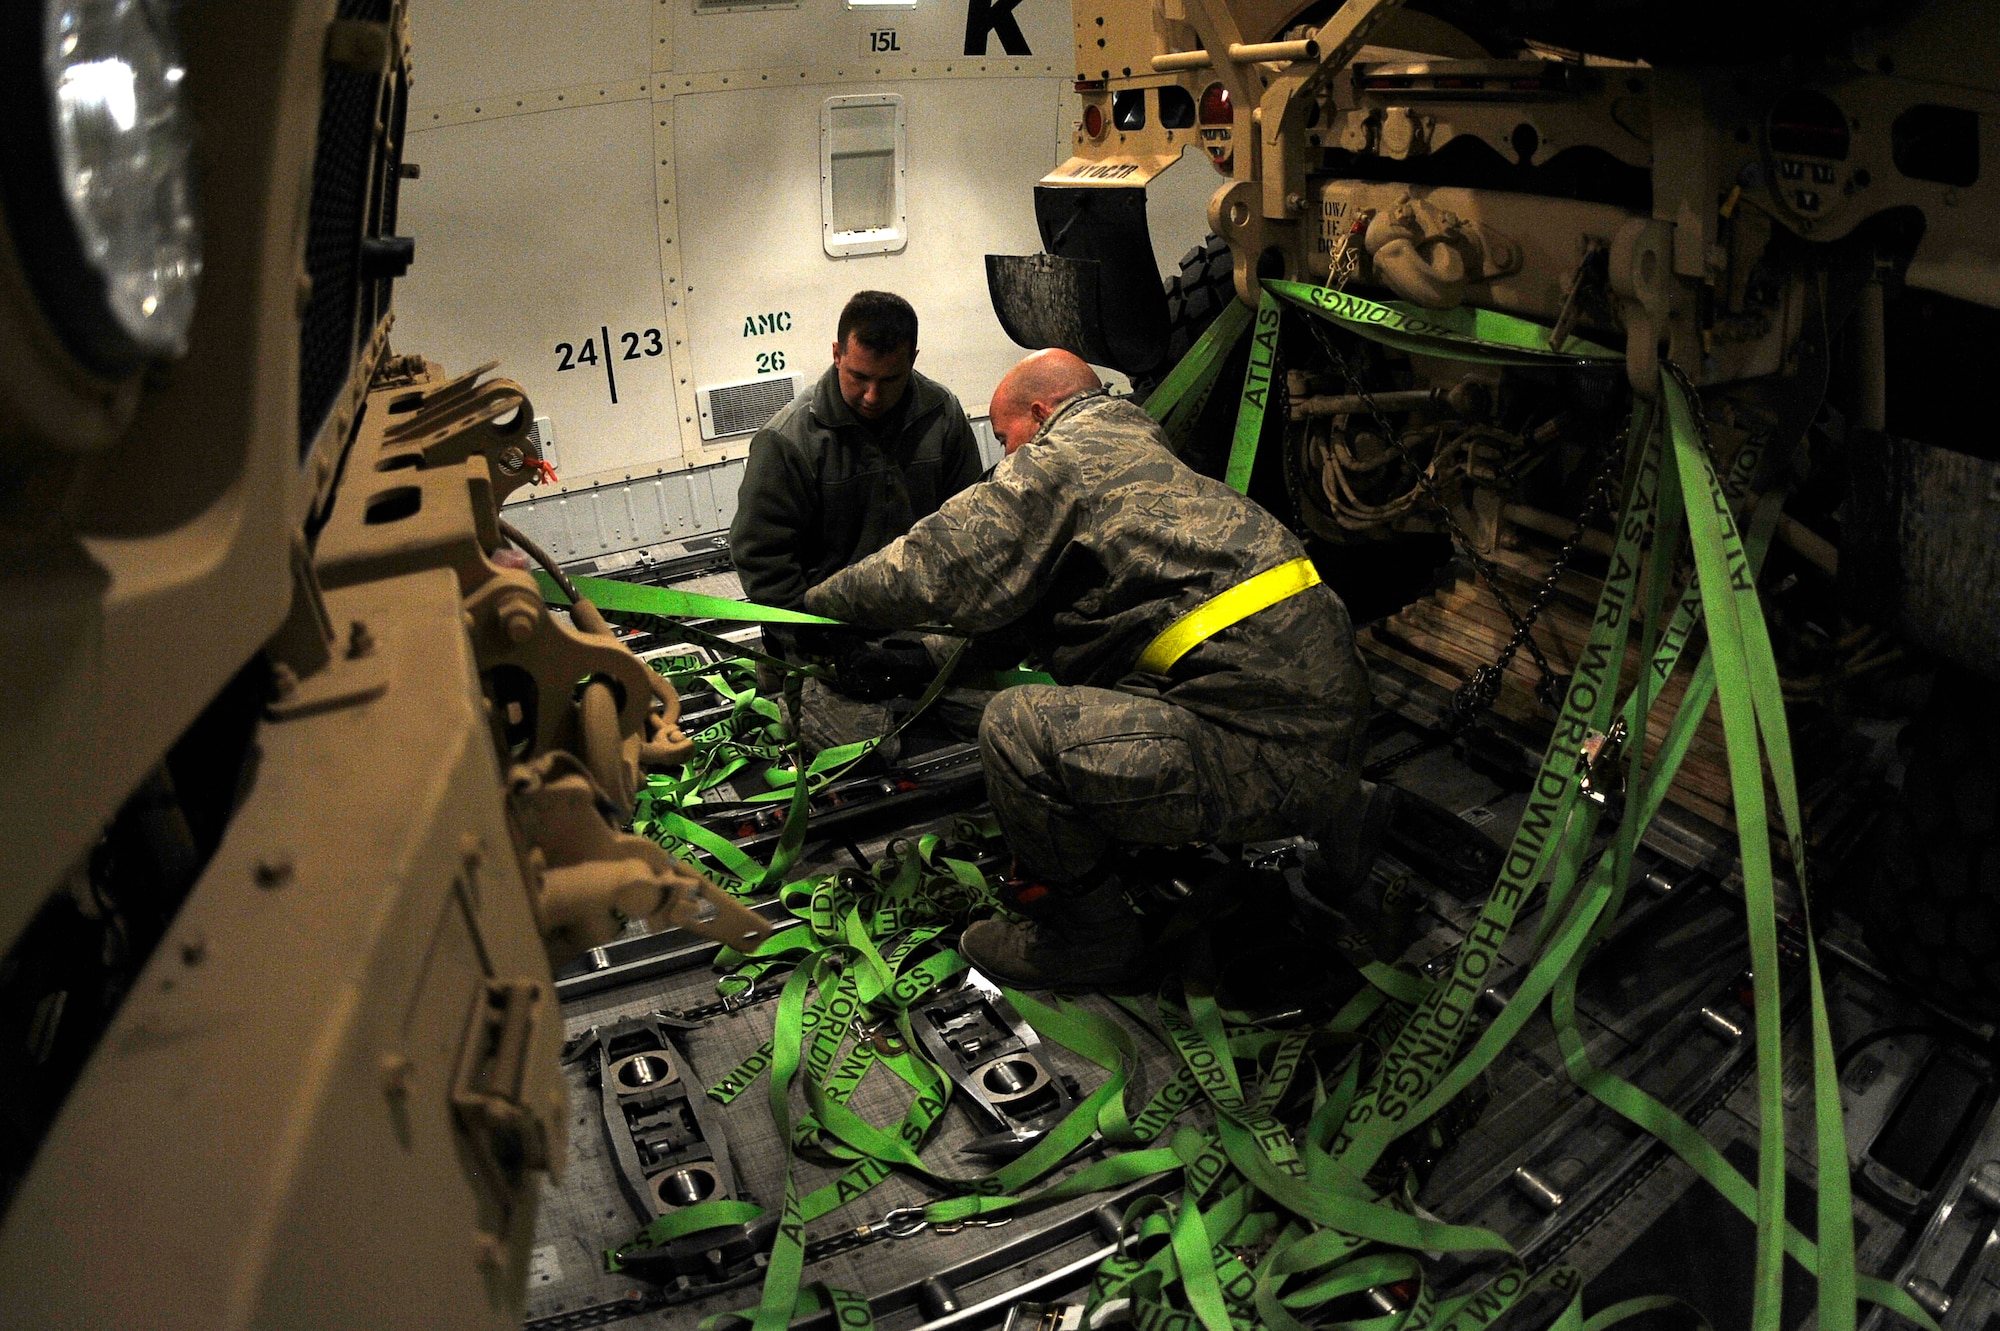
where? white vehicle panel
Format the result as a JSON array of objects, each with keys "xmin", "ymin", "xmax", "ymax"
[
  {"xmin": 395, "ymin": 99, "xmax": 682, "ymax": 484},
  {"xmin": 675, "ymin": 76, "xmax": 1062, "ymax": 429},
  {"xmin": 408, "ymin": 0, "xmax": 654, "ymax": 111},
  {"xmin": 671, "ymin": 0, "xmax": 1069, "ymax": 76}
]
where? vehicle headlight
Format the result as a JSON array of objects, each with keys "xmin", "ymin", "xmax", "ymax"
[{"xmin": 3, "ymin": 0, "xmax": 202, "ymax": 373}]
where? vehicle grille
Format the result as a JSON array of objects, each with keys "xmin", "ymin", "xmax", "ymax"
[{"xmin": 297, "ymin": 0, "xmax": 400, "ymax": 459}]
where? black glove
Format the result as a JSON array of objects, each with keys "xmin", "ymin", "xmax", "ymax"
[
  {"xmin": 786, "ymin": 622, "xmax": 874, "ymax": 665},
  {"xmin": 836, "ymin": 638, "xmax": 936, "ymax": 702}
]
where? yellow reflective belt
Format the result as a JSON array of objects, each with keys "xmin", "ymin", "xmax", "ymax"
[{"xmin": 1136, "ymin": 556, "xmax": 1322, "ymax": 675}]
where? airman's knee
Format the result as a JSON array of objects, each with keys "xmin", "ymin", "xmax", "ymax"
[{"xmin": 978, "ymin": 686, "xmax": 1056, "ymax": 780}]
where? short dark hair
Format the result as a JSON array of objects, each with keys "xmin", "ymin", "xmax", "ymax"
[{"xmin": 837, "ymin": 291, "xmax": 918, "ymax": 355}]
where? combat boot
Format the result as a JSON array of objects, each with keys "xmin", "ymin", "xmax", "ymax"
[
  {"xmin": 1331, "ymin": 779, "xmax": 1401, "ymax": 887},
  {"xmin": 1306, "ymin": 779, "xmax": 1402, "ymax": 902},
  {"xmin": 960, "ymin": 876, "xmax": 1148, "ymax": 991}
]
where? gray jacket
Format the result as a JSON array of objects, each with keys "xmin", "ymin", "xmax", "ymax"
[{"xmin": 728, "ymin": 364, "xmax": 982, "ymax": 652}]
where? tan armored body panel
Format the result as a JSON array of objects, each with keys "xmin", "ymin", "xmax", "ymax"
[{"xmin": 0, "ymin": 2, "xmax": 762, "ymax": 1326}]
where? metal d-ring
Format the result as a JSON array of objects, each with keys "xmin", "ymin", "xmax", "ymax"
[
  {"xmin": 719, "ymin": 975, "xmax": 759, "ymax": 1010},
  {"xmin": 882, "ymin": 1206, "xmax": 930, "ymax": 1238}
]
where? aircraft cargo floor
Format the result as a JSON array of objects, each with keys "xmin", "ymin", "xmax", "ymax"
[{"xmin": 520, "ymin": 562, "xmax": 1995, "ymax": 1331}]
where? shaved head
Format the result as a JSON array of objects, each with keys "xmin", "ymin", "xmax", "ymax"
[
  {"xmin": 989, "ymin": 350, "xmax": 1104, "ymax": 454},
  {"xmin": 994, "ymin": 349, "xmax": 1102, "ymax": 416}
]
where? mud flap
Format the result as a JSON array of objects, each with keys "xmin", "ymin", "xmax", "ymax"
[{"xmin": 985, "ymin": 185, "xmax": 1170, "ymax": 377}]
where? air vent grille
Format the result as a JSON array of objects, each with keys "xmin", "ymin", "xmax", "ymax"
[{"xmin": 699, "ymin": 375, "xmax": 802, "ymax": 440}]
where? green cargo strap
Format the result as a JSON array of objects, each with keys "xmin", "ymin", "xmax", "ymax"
[
  {"xmin": 1223, "ymin": 289, "xmax": 1282, "ymax": 493},
  {"xmin": 606, "ymin": 1199, "xmax": 766, "ymax": 1270},
  {"xmin": 736, "ymin": 636, "xmax": 968, "ymax": 812},
  {"xmin": 1537, "ymin": 374, "xmax": 1870, "ymax": 1331},
  {"xmin": 1136, "ymin": 556, "xmax": 1322, "ymax": 675},
  {"xmin": 1142, "ymin": 974, "xmax": 1515, "ymax": 1259},
  {"xmin": 651, "ymin": 639, "xmax": 970, "ymax": 899},
  {"xmin": 1236, "ymin": 283, "xmax": 1924, "ymax": 1331},
  {"xmin": 1145, "ymin": 298, "xmax": 1254, "ymax": 447},
  {"xmin": 536, "ymin": 571, "xmax": 844, "ymax": 626},
  {"xmin": 745, "ymin": 956, "xmax": 827, "ymax": 1331},
  {"xmin": 1262, "ymin": 279, "xmax": 1623, "ymax": 365},
  {"xmin": 671, "ymin": 280, "xmax": 1939, "ymax": 1331},
  {"xmin": 652, "ymin": 810, "xmax": 765, "ymax": 885},
  {"xmin": 1323, "ymin": 392, "xmax": 1662, "ymax": 1185}
]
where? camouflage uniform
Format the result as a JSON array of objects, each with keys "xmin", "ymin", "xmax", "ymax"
[{"xmin": 806, "ymin": 392, "xmax": 1371, "ymax": 884}]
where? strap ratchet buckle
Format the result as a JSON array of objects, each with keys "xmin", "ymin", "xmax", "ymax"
[
  {"xmin": 1577, "ymin": 718, "xmax": 1628, "ymax": 807},
  {"xmin": 852, "ymin": 1017, "xmax": 908, "ymax": 1057}
]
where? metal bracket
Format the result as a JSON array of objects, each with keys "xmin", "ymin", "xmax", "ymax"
[
  {"xmin": 265, "ymin": 625, "xmax": 389, "ymax": 721},
  {"xmin": 451, "ymin": 979, "xmax": 558, "ymax": 1184},
  {"xmin": 507, "ymin": 751, "xmax": 771, "ymax": 964},
  {"xmin": 574, "ymin": 1014, "xmax": 741, "ymax": 1224},
  {"xmin": 908, "ymin": 968, "xmax": 1079, "ymax": 1154}
]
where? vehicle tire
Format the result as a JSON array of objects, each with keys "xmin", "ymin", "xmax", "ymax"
[
  {"xmin": 1859, "ymin": 667, "xmax": 2000, "ymax": 1023},
  {"xmin": 1129, "ymin": 234, "xmax": 1235, "ymax": 400}
]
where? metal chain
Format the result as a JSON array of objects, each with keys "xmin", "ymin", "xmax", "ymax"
[
  {"xmin": 801, "ymin": 1226, "xmax": 885, "ymax": 1262},
  {"xmin": 525, "ymin": 1205, "xmax": 1007, "ymax": 1330},
  {"xmin": 1316, "ymin": 321, "xmax": 1563, "ymax": 705},
  {"xmin": 675, "ymin": 980, "xmax": 784, "ymax": 1025},
  {"xmin": 1305, "ymin": 318, "xmax": 1624, "ymax": 715},
  {"xmin": 1360, "ymin": 439, "xmax": 1625, "ymax": 779},
  {"xmin": 1662, "ymin": 360, "xmax": 1716, "ymax": 458},
  {"xmin": 523, "ymin": 1271, "xmax": 761, "ymax": 1331},
  {"xmin": 802, "ymin": 1208, "xmax": 924, "ymax": 1261},
  {"xmin": 1361, "ymin": 431, "xmax": 1624, "ymax": 781},
  {"xmin": 1299, "ymin": 319, "xmax": 1631, "ymax": 777},
  {"xmin": 526, "ymin": 1294, "xmax": 671, "ymax": 1331},
  {"xmin": 1463, "ymin": 439, "xmax": 1627, "ymax": 713}
]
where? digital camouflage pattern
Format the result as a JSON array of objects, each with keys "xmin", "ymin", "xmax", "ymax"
[
  {"xmin": 975, "ymin": 682, "xmax": 1366, "ymax": 885},
  {"xmin": 806, "ymin": 392, "xmax": 1371, "ymax": 882}
]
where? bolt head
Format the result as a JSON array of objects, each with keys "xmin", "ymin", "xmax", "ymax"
[
  {"xmin": 475, "ymin": 1233, "xmax": 506, "ymax": 1270},
  {"xmin": 380, "ymin": 1052, "xmax": 413, "ymax": 1096},
  {"xmin": 493, "ymin": 590, "xmax": 542, "ymax": 645}
]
